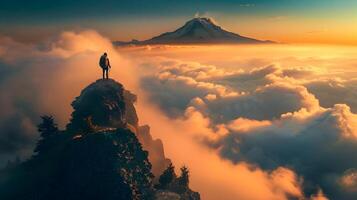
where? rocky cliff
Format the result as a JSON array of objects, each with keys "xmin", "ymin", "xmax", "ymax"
[{"xmin": 0, "ymin": 78, "xmax": 199, "ymax": 200}]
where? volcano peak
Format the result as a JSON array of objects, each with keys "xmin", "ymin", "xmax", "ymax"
[{"xmin": 114, "ymin": 17, "xmax": 275, "ymax": 45}]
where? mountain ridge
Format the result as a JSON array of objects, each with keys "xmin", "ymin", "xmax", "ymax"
[
  {"xmin": 0, "ymin": 79, "xmax": 200, "ymax": 200},
  {"xmin": 114, "ymin": 17, "xmax": 275, "ymax": 45}
]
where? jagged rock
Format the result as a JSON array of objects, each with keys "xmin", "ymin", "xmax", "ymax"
[
  {"xmin": 123, "ymin": 90, "xmax": 139, "ymax": 126},
  {"xmin": 67, "ymin": 79, "xmax": 126, "ymax": 133},
  {"xmin": 59, "ymin": 128, "xmax": 154, "ymax": 200},
  {"xmin": 66, "ymin": 79, "xmax": 171, "ymax": 177},
  {"xmin": 138, "ymin": 125, "xmax": 171, "ymax": 177},
  {"xmin": 0, "ymin": 78, "xmax": 200, "ymax": 200},
  {"xmin": 122, "ymin": 82, "xmax": 172, "ymax": 177}
]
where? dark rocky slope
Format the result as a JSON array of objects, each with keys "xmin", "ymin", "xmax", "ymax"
[
  {"xmin": 67, "ymin": 79, "xmax": 171, "ymax": 176},
  {"xmin": 0, "ymin": 79, "xmax": 199, "ymax": 200}
]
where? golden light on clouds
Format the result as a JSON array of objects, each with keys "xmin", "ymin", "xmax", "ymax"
[{"xmin": 2, "ymin": 30, "xmax": 357, "ymax": 199}]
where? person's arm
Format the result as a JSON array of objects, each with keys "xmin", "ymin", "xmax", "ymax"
[{"xmin": 107, "ymin": 58, "xmax": 111, "ymax": 68}]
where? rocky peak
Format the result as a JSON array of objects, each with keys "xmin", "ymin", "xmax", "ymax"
[{"xmin": 66, "ymin": 79, "xmax": 126, "ymax": 133}]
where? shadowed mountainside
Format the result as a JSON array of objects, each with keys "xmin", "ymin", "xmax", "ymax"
[
  {"xmin": 114, "ymin": 17, "xmax": 274, "ymax": 45},
  {"xmin": 0, "ymin": 79, "xmax": 200, "ymax": 200},
  {"xmin": 66, "ymin": 79, "xmax": 171, "ymax": 176}
]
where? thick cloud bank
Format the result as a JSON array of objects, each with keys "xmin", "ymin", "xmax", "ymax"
[
  {"xmin": 1, "ymin": 32, "xmax": 357, "ymax": 200},
  {"xmin": 138, "ymin": 51, "xmax": 357, "ymax": 199},
  {"xmin": 0, "ymin": 31, "xmax": 137, "ymax": 166},
  {"xmin": 217, "ymin": 104, "xmax": 357, "ymax": 199}
]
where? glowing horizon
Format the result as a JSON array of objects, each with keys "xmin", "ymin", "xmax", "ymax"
[
  {"xmin": 1, "ymin": 1, "xmax": 357, "ymax": 199},
  {"xmin": 1, "ymin": 1, "xmax": 356, "ymax": 45}
]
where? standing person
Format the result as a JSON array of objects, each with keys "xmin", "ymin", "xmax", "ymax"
[{"xmin": 99, "ymin": 52, "xmax": 111, "ymax": 79}]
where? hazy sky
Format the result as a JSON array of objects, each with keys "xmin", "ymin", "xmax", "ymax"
[
  {"xmin": 1, "ymin": 27, "xmax": 357, "ymax": 199},
  {"xmin": 1, "ymin": 0, "xmax": 357, "ymax": 44}
]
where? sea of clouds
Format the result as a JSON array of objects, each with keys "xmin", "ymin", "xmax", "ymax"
[
  {"xmin": 1, "ymin": 30, "xmax": 357, "ymax": 200},
  {"xmin": 131, "ymin": 45, "xmax": 357, "ymax": 199}
]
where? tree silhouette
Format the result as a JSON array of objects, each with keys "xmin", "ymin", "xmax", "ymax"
[
  {"xmin": 155, "ymin": 164, "xmax": 200, "ymax": 199},
  {"xmin": 34, "ymin": 115, "xmax": 59, "ymax": 155},
  {"xmin": 0, "ymin": 80, "xmax": 201, "ymax": 200},
  {"xmin": 178, "ymin": 166, "xmax": 189, "ymax": 189},
  {"xmin": 157, "ymin": 163, "xmax": 176, "ymax": 189}
]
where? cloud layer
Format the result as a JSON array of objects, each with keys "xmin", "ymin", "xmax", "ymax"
[
  {"xmin": 137, "ymin": 49, "xmax": 357, "ymax": 199},
  {"xmin": 1, "ymin": 32, "xmax": 357, "ymax": 200},
  {"xmin": 0, "ymin": 31, "xmax": 138, "ymax": 165}
]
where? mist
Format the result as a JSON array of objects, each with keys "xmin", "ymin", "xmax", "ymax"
[{"xmin": 1, "ymin": 31, "xmax": 357, "ymax": 199}]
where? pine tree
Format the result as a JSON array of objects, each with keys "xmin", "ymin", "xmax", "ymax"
[
  {"xmin": 34, "ymin": 115, "xmax": 59, "ymax": 154},
  {"xmin": 178, "ymin": 166, "xmax": 189, "ymax": 189},
  {"xmin": 157, "ymin": 163, "xmax": 176, "ymax": 189}
]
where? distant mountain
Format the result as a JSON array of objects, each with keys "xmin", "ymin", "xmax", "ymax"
[{"xmin": 114, "ymin": 17, "xmax": 274, "ymax": 45}]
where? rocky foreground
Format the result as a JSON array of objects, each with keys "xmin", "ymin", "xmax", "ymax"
[{"xmin": 0, "ymin": 79, "xmax": 200, "ymax": 200}]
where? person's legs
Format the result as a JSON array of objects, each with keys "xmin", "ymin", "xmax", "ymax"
[
  {"xmin": 102, "ymin": 68, "xmax": 105, "ymax": 79},
  {"xmin": 105, "ymin": 69, "xmax": 109, "ymax": 79}
]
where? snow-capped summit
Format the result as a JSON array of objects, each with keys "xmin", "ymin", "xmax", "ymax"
[{"xmin": 114, "ymin": 17, "xmax": 274, "ymax": 45}]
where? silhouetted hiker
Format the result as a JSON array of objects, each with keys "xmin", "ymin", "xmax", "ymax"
[{"xmin": 99, "ymin": 52, "xmax": 111, "ymax": 79}]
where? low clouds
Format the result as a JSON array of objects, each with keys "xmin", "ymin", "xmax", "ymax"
[
  {"xmin": 2, "ymin": 31, "xmax": 357, "ymax": 200},
  {"xmin": 138, "ymin": 51, "xmax": 357, "ymax": 199},
  {"xmin": 216, "ymin": 104, "xmax": 357, "ymax": 198},
  {"xmin": 142, "ymin": 61, "xmax": 320, "ymax": 122},
  {"xmin": 1, "ymin": 32, "xmax": 286, "ymax": 200},
  {"xmin": 306, "ymin": 79, "xmax": 357, "ymax": 113},
  {"xmin": 200, "ymin": 82, "xmax": 319, "ymax": 122},
  {"xmin": 135, "ymin": 99, "xmax": 305, "ymax": 200},
  {"xmin": 0, "ymin": 31, "xmax": 137, "ymax": 165}
]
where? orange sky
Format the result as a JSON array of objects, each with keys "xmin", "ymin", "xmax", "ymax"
[
  {"xmin": 2, "ymin": 0, "xmax": 357, "ymax": 45},
  {"xmin": 103, "ymin": 16, "xmax": 357, "ymax": 46}
]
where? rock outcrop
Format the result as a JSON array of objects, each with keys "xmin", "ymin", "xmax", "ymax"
[
  {"xmin": 67, "ymin": 79, "xmax": 171, "ymax": 176},
  {"xmin": 0, "ymin": 78, "xmax": 199, "ymax": 200}
]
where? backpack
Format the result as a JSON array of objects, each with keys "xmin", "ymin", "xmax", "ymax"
[{"xmin": 99, "ymin": 56, "xmax": 106, "ymax": 68}]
